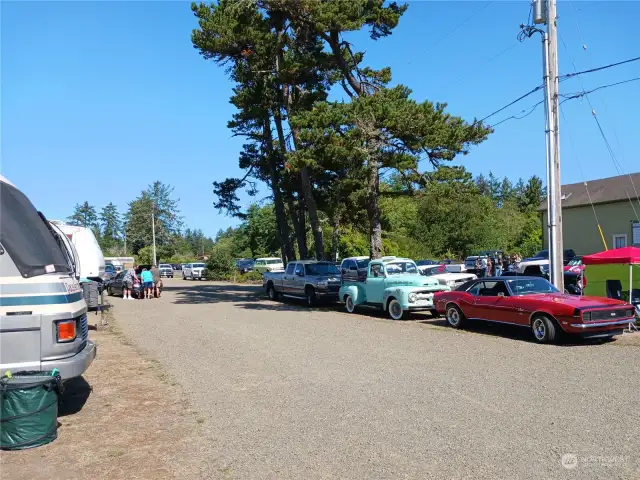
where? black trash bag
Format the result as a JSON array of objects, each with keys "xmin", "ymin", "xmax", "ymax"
[{"xmin": 0, "ymin": 371, "xmax": 63, "ymax": 450}]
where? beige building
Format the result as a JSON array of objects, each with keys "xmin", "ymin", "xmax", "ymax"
[{"xmin": 539, "ymin": 172, "xmax": 640, "ymax": 256}]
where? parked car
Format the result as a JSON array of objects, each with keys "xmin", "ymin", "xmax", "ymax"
[
  {"xmin": 159, "ymin": 263, "xmax": 174, "ymax": 278},
  {"xmin": 171, "ymin": 263, "xmax": 182, "ymax": 271},
  {"xmin": 106, "ymin": 271, "xmax": 143, "ymax": 299},
  {"xmin": 339, "ymin": 257, "xmax": 449, "ymax": 320},
  {"xmin": 517, "ymin": 248, "xmax": 577, "ymax": 273},
  {"xmin": 564, "ymin": 256, "xmax": 584, "ymax": 273},
  {"xmin": 340, "ymin": 256, "xmax": 371, "ymax": 282},
  {"xmin": 254, "ymin": 257, "xmax": 285, "ymax": 274},
  {"xmin": 502, "ymin": 264, "xmax": 586, "ymax": 294},
  {"xmin": 182, "ymin": 263, "xmax": 206, "ymax": 280},
  {"xmin": 264, "ymin": 261, "xmax": 341, "ymax": 306},
  {"xmin": 464, "ymin": 250, "xmax": 504, "ymax": 274},
  {"xmin": 418, "ymin": 264, "xmax": 477, "ymax": 289},
  {"xmin": 103, "ymin": 263, "xmax": 117, "ymax": 281},
  {"xmin": 434, "ymin": 276, "xmax": 634, "ymax": 343},
  {"xmin": 416, "ymin": 259, "xmax": 438, "ymax": 266},
  {"xmin": 236, "ymin": 258, "xmax": 255, "ymax": 274}
]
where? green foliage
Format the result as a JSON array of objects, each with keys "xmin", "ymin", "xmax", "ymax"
[
  {"xmin": 205, "ymin": 247, "xmax": 236, "ymax": 280},
  {"xmin": 68, "ymin": 201, "xmax": 98, "ymax": 229},
  {"xmin": 99, "ymin": 202, "xmax": 122, "ymax": 251}
]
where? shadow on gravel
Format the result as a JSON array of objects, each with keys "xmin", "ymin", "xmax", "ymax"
[
  {"xmin": 418, "ymin": 318, "xmax": 614, "ymax": 346},
  {"xmin": 165, "ymin": 283, "xmax": 262, "ymax": 305},
  {"xmin": 58, "ymin": 376, "xmax": 92, "ymax": 417}
]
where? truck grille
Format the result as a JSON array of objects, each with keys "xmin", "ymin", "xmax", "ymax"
[
  {"xmin": 79, "ymin": 313, "xmax": 89, "ymax": 341},
  {"xmin": 582, "ymin": 308, "xmax": 634, "ymax": 322}
]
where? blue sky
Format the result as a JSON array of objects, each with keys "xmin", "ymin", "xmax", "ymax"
[{"xmin": 2, "ymin": 1, "xmax": 638, "ymax": 237}]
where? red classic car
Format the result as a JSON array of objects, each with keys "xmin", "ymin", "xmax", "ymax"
[{"xmin": 434, "ymin": 276, "xmax": 635, "ymax": 343}]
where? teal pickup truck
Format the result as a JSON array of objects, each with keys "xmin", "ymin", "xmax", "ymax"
[{"xmin": 338, "ymin": 257, "xmax": 449, "ymax": 320}]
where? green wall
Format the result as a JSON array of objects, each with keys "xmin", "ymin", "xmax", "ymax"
[
  {"xmin": 542, "ymin": 201, "xmax": 639, "ymax": 255},
  {"xmin": 584, "ymin": 263, "xmax": 640, "ymax": 298}
]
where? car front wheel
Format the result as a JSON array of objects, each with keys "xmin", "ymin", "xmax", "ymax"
[
  {"xmin": 445, "ymin": 304, "xmax": 466, "ymax": 329},
  {"xmin": 305, "ymin": 287, "xmax": 316, "ymax": 307},
  {"xmin": 388, "ymin": 299, "xmax": 407, "ymax": 320},
  {"xmin": 531, "ymin": 315, "xmax": 557, "ymax": 343},
  {"xmin": 345, "ymin": 295, "xmax": 356, "ymax": 313}
]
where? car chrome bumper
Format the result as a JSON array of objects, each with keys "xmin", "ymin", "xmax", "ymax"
[
  {"xmin": 570, "ymin": 318, "xmax": 634, "ymax": 328},
  {"xmin": 41, "ymin": 340, "xmax": 96, "ymax": 380}
]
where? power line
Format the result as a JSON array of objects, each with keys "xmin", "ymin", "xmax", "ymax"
[
  {"xmin": 409, "ymin": 1, "xmax": 494, "ymax": 64},
  {"xmin": 559, "ymin": 55, "xmax": 640, "ymax": 81},
  {"xmin": 560, "ymin": 76, "xmax": 640, "ymax": 100},
  {"xmin": 478, "ymin": 84, "xmax": 543, "ymax": 123},
  {"xmin": 489, "ymin": 99, "xmax": 544, "ymax": 128}
]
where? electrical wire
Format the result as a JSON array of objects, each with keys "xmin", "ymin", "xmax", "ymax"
[
  {"xmin": 408, "ymin": 1, "xmax": 494, "ymax": 63},
  {"xmin": 559, "ymin": 104, "xmax": 606, "ymax": 249},
  {"xmin": 558, "ymin": 55, "xmax": 640, "ymax": 81},
  {"xmin": 478, "ymin": 84, "xmax": 544, "ymax": 123},
  {"xmin": 489, "ymin": 99, "xmax": 544, "ymax": 128},
  {"xmin": 558, "ymin": 34, "xmax": 640, "ymax": 222},
  {"xmin": 560, "ymin": 77, "xmax": 640, "ymax": 100}
]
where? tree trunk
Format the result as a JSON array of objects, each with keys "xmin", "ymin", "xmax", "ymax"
[
  {"xmin": 262, "ymin": 114, "xmax": 295, "ymax": 263},
  {"xmin": 287, "ymin": 195, "xmax": 308, "ymax": 259},
  {"xmin": 367, "ymin": 156, "xmax": 383, "ymax": 259},
  {"xmin": 331, "ymin": 211, "xmax": 340, "ymax": 262},
  {"xmin": 299, "ymin": 165, "xmax": 324, "ymax": 260}
]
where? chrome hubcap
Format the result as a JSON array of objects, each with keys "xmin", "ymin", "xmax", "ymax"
[
  {"xmin": 390, "ymin": 301, "xmax": 402, "ymax": 319},
  {"xmin": 533, "ymin": 319, "xmax": 545, "ymax": 339},
  {"xmin": 346, "ymin": 297, "xmax": 354, "ymax": 311},
  {"xmin": 447, "ymin": 308, "xmax": 459, "ymax": 325}
]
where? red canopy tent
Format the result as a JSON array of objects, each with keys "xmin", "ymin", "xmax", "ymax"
[{"xmin": 582, "ymin": 246, "xmax": 640, "ymax": 265}]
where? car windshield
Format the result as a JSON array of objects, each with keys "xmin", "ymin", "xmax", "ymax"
[
  {"xmin": 305, "ymin": 263, "xmax": 340, "ymax": 275},
  {"xmin": 567, "ymin": 258, "xmax": 582, "ymax": 266},
  {"xmin": 385, "ymin": 261, "xmax": 418, "ymax": 275},
  {"xmin": 0, "ymin": 182, "xmax": 71, "ymax": 278},
  {"xmin": 105, "ymin": 265, "xmax": 115, "ymax": 272},
  {"xmin": 267, "ymin": 259, "xmax": 282, "ymax": 265},
  {"xmin": 192, "ymin": 263, "xmax": 205, "ymax": 268},
  {"xmin": 507, "ymin": 278, "xmax": 559, "ymax": 295},
  {"xmin": 533, "ymin": 250, "xmax": 549, "ymax": 259},
  {"xmin": 355, "ymin": 259, "xmax": 370, "ymax": 269},
  {"xmin": 420, "ymin": 265, "xmax": 446, "ymax": 276},
  {"xmin": 416, "ymin": 260, "xmax": 436, "ymax": 266},
  {"xmin": 238, "ymin": 260, "xmax": 254, "ymax": 266},
  {"xmin": 159, "ymin": 264, "xmax": 171, "ymax": 268}
]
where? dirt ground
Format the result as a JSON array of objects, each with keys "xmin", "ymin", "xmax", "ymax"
[{"xmin": 0, "ymin": 312, "xmax": 218, "ymax": 480}]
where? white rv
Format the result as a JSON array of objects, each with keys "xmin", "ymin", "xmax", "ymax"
[
  {"xmin": 49, "ymin": 221, "xmax": 106, "ymax": 282},
  {"xmin": 0, "ymin": 175, "xmax": 96, "ymax": 379}
]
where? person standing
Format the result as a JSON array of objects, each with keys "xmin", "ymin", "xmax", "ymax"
[
  {"xmin": 495, "ymin": 253, "xmax": 503, "ymax": 276},
  {"xmin": 122, "ymin": 265, "xmax": 137, "ymax": 300},
  {"xmin": 141, "ymin": 268, "xmax": 154, "ymax": 299},
  {"xmin": 480, "ymin": 256, "xmax": 488, "ymax": 278},
  {"xmin": 151, "ymin": 264, "xmax": 161, "ymax": 298}
]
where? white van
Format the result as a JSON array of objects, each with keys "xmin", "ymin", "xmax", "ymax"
[
  {"xmin": 50, "ymin": 221, "xmax": 106, "ymax": 282},
  {"xmin": 0, "ymin": 175, "xmax": 96, "ymax": 379}
]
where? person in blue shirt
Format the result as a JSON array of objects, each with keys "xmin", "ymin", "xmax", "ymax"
[{"xmin": 140, "ymin": 268, "xmax": 154, "ymax": 299}]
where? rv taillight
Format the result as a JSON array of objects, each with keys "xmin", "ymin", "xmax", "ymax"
[{"xmin": 57, "ymin": 320, "xmax": 76, "ymax": 342}]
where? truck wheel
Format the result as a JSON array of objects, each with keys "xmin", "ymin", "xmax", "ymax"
[
  {"xmin": 388, "ymin": 299, "xmax": 407, "ymax": 320},
  {"xmin": 531, "ymin": 315, "xmax": 557, "ymax": 343},
  {"xmin": 182, "ymin": 273, "xmax": 186, "ymax": 280},
  {"xmin": 267, "ymin": 283, "xmax": 279, "ymax": 301},
  {"xmin": 305, "ymin": 287, "xmax": 316, "ymax": 307},
  {"xmin": 445, "ymin": 304, "xmax": 466, "ymax": 328},
  {"xmin": 345, "ymin": 295, "xmax": 356, "ymax": 313},
  {"xmin": 107, "ymin": 286, "xmax": 113, "ymax": 296}
]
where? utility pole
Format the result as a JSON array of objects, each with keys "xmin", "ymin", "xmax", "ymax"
[
  {"xmin": 151, "ymin": 210, "xmax": 157, "ymax": 267},
  {"xmin": 534, "ymin": 0, "xmax": 564, "ymax": 291}
]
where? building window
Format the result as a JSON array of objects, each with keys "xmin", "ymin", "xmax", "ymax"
[{"xmin": 612, "ymin": 234, "xmax": 627, "ymax": 249}]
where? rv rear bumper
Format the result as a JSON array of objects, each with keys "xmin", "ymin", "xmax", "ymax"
[{"xmin": 42, "ymin": 340, "xmax": 96, "ymax": 380}]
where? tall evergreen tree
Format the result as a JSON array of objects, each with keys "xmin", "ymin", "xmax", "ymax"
[{"xmin": 68, "ymin": 201, "xmax": 98, "ymax": 229}]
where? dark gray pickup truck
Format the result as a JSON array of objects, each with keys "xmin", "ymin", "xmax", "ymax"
[{"xmin": 263, "ymin": 261, "xmax": 341, "ymax": 306}]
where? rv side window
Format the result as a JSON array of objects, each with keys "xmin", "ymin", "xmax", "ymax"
[{"xmin": 0, "ymin": 182, "xmax": 71, "ymax": 277}]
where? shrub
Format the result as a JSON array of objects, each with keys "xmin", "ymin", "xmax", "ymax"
[{"xmin": 205, "ymin": 248, "xmax": 235, "ymax": 280}]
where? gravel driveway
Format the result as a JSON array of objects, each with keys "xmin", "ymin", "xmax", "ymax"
[{"xmin": 111, "ymin": 278, "xmax": 640, "ymax": 479}]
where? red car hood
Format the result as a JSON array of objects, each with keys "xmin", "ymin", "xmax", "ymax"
[
  {"xmin": 563, "ymin": 265, "xmax": 585, "ymax": 272},
  {"xmin": 524, "ymin": 293, "xmax": 628, "ymax": 308}
]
